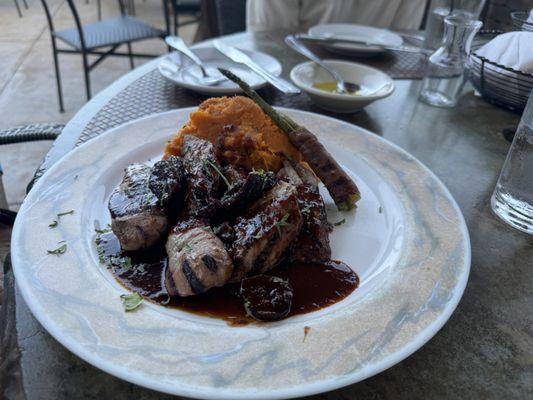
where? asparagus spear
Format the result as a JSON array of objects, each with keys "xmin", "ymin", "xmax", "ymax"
[{"xmin": 218, "ymin": 68, "xmax": 361, "ymax": 211}]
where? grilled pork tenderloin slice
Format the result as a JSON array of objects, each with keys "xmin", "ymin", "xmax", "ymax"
[
  {"xmin": 109, "ymin": 164, "xmax": 169, "ymax": 251},
  {"xmin": 230, "ymin": 181, "xmax": 303, "ymax": 281},
  {"xmin": 181, "ymin": 135, "xmax": 222, "ymax": 219},
  {"xmin": 165, "ymin": 220, "xmax": 234, "ymax": 297},
  {"xmin": 218, "ymin": 169, "xmax": 277, "ymax": 217},
  {"xmin": 278, "ymin": 160, "xmax": 332, "ymax": 263},
  {"xmin": 148, "ymin": 156, "xmax": 184, "ymax": 207}
]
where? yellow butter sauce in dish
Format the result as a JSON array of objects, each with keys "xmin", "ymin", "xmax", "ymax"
[{"xmin": 312, "ymin": 81, "xmax": 362, "ymax": 96}]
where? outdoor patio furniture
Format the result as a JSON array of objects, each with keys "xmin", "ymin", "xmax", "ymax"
[
  {"xmin": 40, "ymin": 0, "xmax": 169, "ymax": 112},
  {"xmin": 0, "ymin": 123, "xmax": 64, "ymax": 226},
  {"xmin": 13, "ymin": 0, "xmax": 28, "ymax": 18}
]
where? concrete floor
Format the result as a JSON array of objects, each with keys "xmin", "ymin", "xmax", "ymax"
[{"xmin": 0, "ymin": 0, "xmax": 197, "ymax": 294}]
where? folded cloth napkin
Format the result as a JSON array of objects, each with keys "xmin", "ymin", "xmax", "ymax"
[{"xmin": 475, "ymin": 32, "xmax": 533, "ymax": 73}]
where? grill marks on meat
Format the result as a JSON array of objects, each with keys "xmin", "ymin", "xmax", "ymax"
[
  {"xmin": 109, "ymin": 164, "xmax": 169, "ymax": 251},
  {"xmin": 181, "ymin": 135, "xmax": 222, "ymax": 219},
  {"xmin": 165, "ymin": 220, "xmax": 234, "ymax": 296},
  {"xmin": 230, "ymin": 181, "xmax": 303, "ymax": 281},
  {"xmin": 219, "ymin": 170, "xmax": 277, "ymax": 217},
  {"xmin": 279, "ymin": 160, "xmax": 332, "ymax": 263},
  {"xmin": 148, "ymin": 156, "xmax": 184, "ymax": 207}
]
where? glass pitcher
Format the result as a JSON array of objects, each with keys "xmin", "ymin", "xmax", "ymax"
[
  {"xmin": 424, "ymin": 0, "xmax": 486, "ymax": 51},
  {"xmin": 419, "ymin": 15, "xmax": 482, "ymax": 108}
]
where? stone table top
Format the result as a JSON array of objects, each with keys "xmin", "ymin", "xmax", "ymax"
[{"xmin": 5, "ymin": 30, "xmax": 533, "ymax": 400}]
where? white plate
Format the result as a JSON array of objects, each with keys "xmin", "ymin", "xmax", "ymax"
[
  {"xmin": 12, "ymin": 109, "xmax": 470, "ymax": 400},
  {"xmin": 308, "ymin": 23, "xmax": 404, "ymax": 56},
  {"xmin": 158, "ymin": 47, "xmax": 282, "ymax": 95}
]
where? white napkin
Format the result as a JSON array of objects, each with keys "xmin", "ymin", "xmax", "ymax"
[
  {"xmin": 527, "ymin": 9, "xmax": 533, "ymax": 23},
  {"xmin": 475, "ymin": 32, "xmax": 533, "ymax": 73}
]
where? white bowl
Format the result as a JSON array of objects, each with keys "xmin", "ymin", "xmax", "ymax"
[{"xmin": 290, "ymin": 60, "xmax": 395, "ymax": 113}]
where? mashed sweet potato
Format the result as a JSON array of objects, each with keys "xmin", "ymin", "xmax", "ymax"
[{"xmin": 164, "ymin": 96, "xmax": 302, "ymax": 171}]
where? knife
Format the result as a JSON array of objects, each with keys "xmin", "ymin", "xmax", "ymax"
[
  {"xmin": 213, "ymin": 40, "xmax": 301, "ymax": 94},
  {"xmin": 294, "ymin": 33, "xmax": 429, "ymax": 54}
]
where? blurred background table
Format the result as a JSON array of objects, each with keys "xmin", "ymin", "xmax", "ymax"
[{"xmin": 4, "ymin": 29, "xmax": 533, "ymax": 400}]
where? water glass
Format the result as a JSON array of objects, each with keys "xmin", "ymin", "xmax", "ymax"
[
  {"xmin": 491, "ymin": 90, "xmax": 533, "ymax": 234},
  {"xmin": 424, "ymin": 0, "xmax": 486, "ymax": 50},
  {"xmin": 419, "ymin": 15, "xmax": 482, "ymax": 108}
]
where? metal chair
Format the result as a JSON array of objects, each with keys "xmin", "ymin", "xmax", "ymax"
[
  {"xmin": 0, "ymin": 123, "xmax": 64, "ymax": 226},
  {"xmin": 169, "ymin": 0, "xmax": 201, "ymax": 35},
  {"xmin": 40, "ymin": 0, "xmax": 170, "ymax": 112},
  {"xmin": 13, "ymin": 0, "xmax": 28, "ymax": 18}
]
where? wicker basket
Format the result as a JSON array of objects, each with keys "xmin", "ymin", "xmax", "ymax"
[
  {"xmin": 511, "ymin": 11, "xmax": 533, "ymax": 32},
  {"xmin": 468, "ymin": 52, "xmax": 533, "ymax": 113}
]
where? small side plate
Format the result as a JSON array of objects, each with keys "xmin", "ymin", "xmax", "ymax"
[{"xmin": 158, "ymin": 47, "xmax": 282, "ymax": 95}]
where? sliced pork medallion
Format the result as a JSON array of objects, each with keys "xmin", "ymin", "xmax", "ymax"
[
  {"xmin": 165, "ymin": 220, "xmax": 233, "ymax": 296},
  {"xmin": 230, "ymin": 181, "xmax": 303, "ymax": 281},
  {"xmin": 219, "ymin": 169, "xmax": 277, "ymax": 216},
  {"xmin": 109, "ymin": 164, "xmax": 168, "ymax": 251},
  {"xmin": 181, "ymin": 135, "xmax": 222, "ymax": 218},
  {"xmin": 279, "ymin": 160, "xmax": 332, "ymax": 263},
  {"xmin": 148, "ymin": 156, "xmax": 184, "ymax": 208}
]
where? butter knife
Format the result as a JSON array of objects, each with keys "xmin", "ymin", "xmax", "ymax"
[{"xmin": 213, "ymin": 40, "xmax": 300, "ymax": 94}]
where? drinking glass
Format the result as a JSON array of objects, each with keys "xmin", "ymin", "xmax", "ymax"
[
  {"xmin": 419, "ymin": 15, "xmax": 482, "ymax": 108},
  {"xmin": 424, "ymin": 0, "xmax": 486, "ymax": 50},
  {"xmin": 491, "ymin": 90, "xmax": 533, "ymax": 234}
]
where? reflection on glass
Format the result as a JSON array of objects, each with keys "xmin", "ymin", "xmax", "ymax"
[{"xmin": 491, "ymin": 91, "xmax": 533, "ymax": 234}]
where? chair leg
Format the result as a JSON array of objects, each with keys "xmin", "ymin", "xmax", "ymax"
[
  {"xmin": 82, "ymin": 51, "xmax": 92, "ymax": 100},
  {"xmin": 126, "ymin": 42, "xmax": 134, "ymax": 69},
  {"xmin": 14, "ymin": 0, "xmax": 22, "ymax": 18},
  {"xmin": 97, "ymin": 0, "xmax": 102, "ymax": 20},
  {"xmin": 51, "ymin": 39, "xmax": 65, "ymax": 112},
  {"xmin": 22, "ymin": 0, "xmax": 28, "ymax": 9}
]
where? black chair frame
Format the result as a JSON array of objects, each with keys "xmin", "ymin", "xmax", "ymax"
[{"xmin": 40, "ymin": 0, "xmax": 171, "ymax": 112}]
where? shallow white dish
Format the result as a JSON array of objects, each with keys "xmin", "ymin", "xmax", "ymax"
[
  {"xmin": 12, "ymin": 109, "xmax": 470, "ymax": 400},
  {"xmin": 291, "ymin": 60, "xmax": 394, "ymax": 113},
  {"xmin": 308, "ymin": 23, "xmax": 403, "ymax": 57},
  {"xmin": 158, "ymin": 47, "xmax": 282, "ymax": 95}
]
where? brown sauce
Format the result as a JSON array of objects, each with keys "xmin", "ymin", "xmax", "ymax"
[{"xmin": 97, "ymin": 232, "xmax": 359, "ymax": 325}]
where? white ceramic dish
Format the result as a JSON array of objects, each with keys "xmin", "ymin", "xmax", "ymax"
[
  {"xmin": 308, "ymin": 23, "xmax": 403, "ymax": 57},
  {"xmin": 291, "ymin": 60, "xmax": 395, "ymax": 113},
  {"xmin": 12, "ymin": 109, "xmax": 470, "ymax": 400},
  {"xmin": 158, "ymin": 47, "xmax": 282, "ymax": 95}
]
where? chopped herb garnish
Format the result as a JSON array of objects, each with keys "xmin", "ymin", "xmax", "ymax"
[
  {"xmin": 203, "ymin": 159, "xmax": 230, "ymax": 188},
  {"xmin": 250, "ymin": 168, "xmax": 267, "ymax": 178},
  {"xmin": 95, "ymin": 224, "xmax": 112, "ymax": 234},
  {"xmin": 301, "ymin": 204, "xmax": 312, "ymax": 214},
  {"xmin": 57, "ymin": 210, "xmax": 74, "ymax": 218},
  {"xmin": 273, "ymin": 213, "xmax": 293, "ymax": 237},
  {"xmin": 120, "ymin": 292, "xmax": 143, "ymax": 311},
  {"xmin": 47, "ymin": 243, "xmax": 67, "ymax": 255},
  {"xmin": 48, "ymin": 220, "xmax": 58, "ymax": 228},
  {"xmin": 333, "ymin": 218, "xmax": 346, "ymax": 226},
  {"xmin": 122, "ymin": 257, "xmax": 132, "ymax": 270}
]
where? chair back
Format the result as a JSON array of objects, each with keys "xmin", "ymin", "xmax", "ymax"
[{"xmin": 39, "ymin": 0, "xmax": 130, "ymax": 50}]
